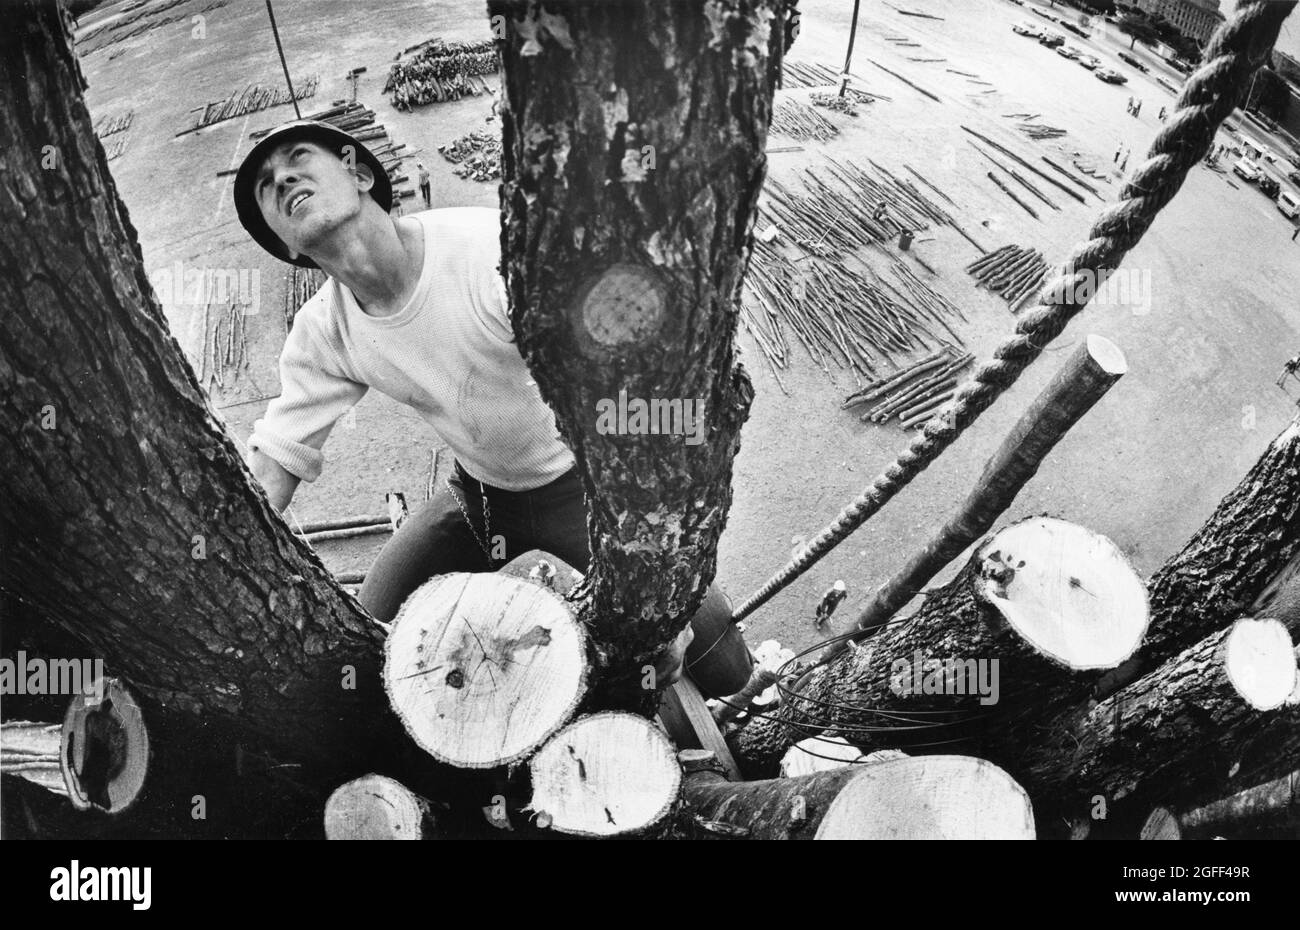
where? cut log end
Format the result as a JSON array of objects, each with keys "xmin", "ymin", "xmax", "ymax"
[
  {"xmin": 975, "ymin": 517, "xmax": 1149, "ymax": 670},
  {"xmin": 780, "ymin": 735, "xmax": 865, "ymax": 778},
  {"xmin": 1223, "ymin": 618, "xmax": 1298, "ymax": 711},
  {"xmin": 814, "ymin": 755, "xmax": 1036, "ymax": 840},
  {"xmin": 324, "ymin": 774, "xmax": 436, "ymax": 840},
  {"xmin": 61, "ymin": 677, "xmax": 149, "ymax": 814},
  {"xmin": 1140, "ymin": 806, "xmax": 1182, "ymax": 840},
  {"xmin": 384, "ymin": 572, "xmax": 588, "ymax": 769},
  {"xmin": 528, "ymin": 712, "xmax": 681, "ymax": 837},
  {"xmin": 1084, "ymin": 333, "xmax": 1128, "ymax": 377}
]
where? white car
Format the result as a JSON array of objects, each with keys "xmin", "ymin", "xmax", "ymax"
[
  {"xmin": 1233, "ymin": 157, "xmax": 1262, "ymax": 182},
  {"xmin": 1279, "ymin": 191, "xmax": 1300, "ymax": 219},
  {"xmin": 1077, "ymin": 55, "xmax": 1101, "ymax": 70},
  {"xmin": 1056, "ymin": 45, "xmax": 1081, "ymax": 59},
  {"xmin": 1012, "ymin": 21, "xmax": 1041, "ymax": 36}
]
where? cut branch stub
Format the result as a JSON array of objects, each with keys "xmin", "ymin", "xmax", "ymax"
[
  {"xmin": 324, "ymin": 774, "xmax": 440, "ymax": 840},
  {"xmin": 61, "ymin": 677, "xmax": 149, "ymax": 814},
  {"xmin": 975, "ymin": 517, "xmax": 1150, "ymax": 670},
  {"xmin": 384, "ymin": 573, "xmax": 588, "ymax": 769},
  {"xmin": 1222, "ymin": 618, "xmax": 1298, "ymax": 711},
  {"xmin": 814, "ymin": 756, "xmax": 1036, "ymax": 840},
  {"xmin": 570, "ymin": 263, "xmax": 671, "ymax": 358},
  {"xmin": 528, "ymin": 712, "xmax": 681, "ymax": 837}
]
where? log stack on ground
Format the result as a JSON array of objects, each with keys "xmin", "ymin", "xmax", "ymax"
[{"xmin": 966, "ymin": 244, "xmax": 1049, "ymax": 309}]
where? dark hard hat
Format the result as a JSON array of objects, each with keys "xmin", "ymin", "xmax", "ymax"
[{"xmin": 233, "ymin": 119, "xmax": 392, "ymax": 268}]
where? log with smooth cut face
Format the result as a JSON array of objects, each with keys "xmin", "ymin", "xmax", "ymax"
[
  {"xmin": 814, "ymin": 755, "xmax": 1036, "ymax": 840},
  {"xmin": 1222, "ymin": 617, "xmax": 1298, "ymax": 711},
  {"xmin": 528, "ymin": 712, "xmax": 680, "ymax": 837},
  {"xmin": 324, "ymin": 774, "xmax": 436, "ymax": 840},
  {"xmin": 975, "ymin": 517, "xmax": 1150, "ymax": 670},
  {"xmin": 383, "ymin": 573, "xmax": 588, "ymax": 769}
]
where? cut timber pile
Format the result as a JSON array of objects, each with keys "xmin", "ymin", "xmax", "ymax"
[
  {"xmin": 809, "ymin": 92, "xmax": 866, "ymax": 116},
  {"xmin": 1016, "ymin": 122, "xmax": 1067, "ymax": 140},
  {"xmin": 966, "ymin": 244, "xmax": 1049, "ymax": 310},
  {"xmin": 385, "ymin": 38, "xmax": 497, "ymax": 109},
  {"xmin": 781, "ymin": 59, "xmax": 842, "ymax": 89},
  {"xmin": 770, "ymin": 99, "xmax": 839, "ymax": 141},
  {"xmin": 249, "ymin": 102, "xmax": 417, "ymax": 203},
  {"xmin": 94, "ymin": 110, "xmax": 132, "ymax": 136},
  {"xmin": 438, "ymin": 130, "xmax": 502, "ymax": 182},
  {"xmin": 178, "ymin": 76, "xmax": 319, "ymax": 136},
  {"xmin": 841, "ymin": 346, "xmax": 974, "ymax": 425}
]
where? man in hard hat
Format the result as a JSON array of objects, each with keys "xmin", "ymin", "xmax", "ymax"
[{"xmin": 232, "ymin": 120, "xmax": 750, "ymax": 695}]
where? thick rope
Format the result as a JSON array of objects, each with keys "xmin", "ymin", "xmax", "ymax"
[{"xmin": 733, "ymin": 0, "xmax": 1296, "ymax": 624}]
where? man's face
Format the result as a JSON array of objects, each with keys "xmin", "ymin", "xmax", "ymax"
[{"xmin": 253, "ymin": 139, "xmax": 371, "ymax": 261}]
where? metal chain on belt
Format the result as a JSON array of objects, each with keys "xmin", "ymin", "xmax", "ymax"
[{"xmin": 446, "ymin": 476, "xmax": 494, "ymax": 564}]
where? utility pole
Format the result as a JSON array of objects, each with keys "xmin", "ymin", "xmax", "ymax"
[
  {"xmin": 265, "ymin": 0, "xmax": 301, "ymax": 119},
  {"xmin": 839, "ymin": 0, "xmax": 862, "ymax": 98}
]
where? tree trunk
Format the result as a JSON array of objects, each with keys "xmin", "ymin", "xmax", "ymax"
[
  {"xmin": 491, "ymin": 0, "xmax": 785, "ymax": 704},
  {"xmin": 1018, "ymin": 625, "xmax": 1300, "ymax": 823},
  {"xmin": 0, "ymin": 0, "xmax": 454, "ymax": 835},
  {"xmin": 731, "ymin": 518, "xmax": 1150, "ymax": 775}
]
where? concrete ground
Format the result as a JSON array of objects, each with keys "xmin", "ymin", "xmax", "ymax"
[{"xmin": 78, "ymin": 0, "xmax": 1300, "ymax": 656}]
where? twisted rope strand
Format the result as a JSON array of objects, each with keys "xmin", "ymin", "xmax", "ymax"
[{"xmin": 733, "ymin": 0, "xmax": 1296, "ymax": 624}]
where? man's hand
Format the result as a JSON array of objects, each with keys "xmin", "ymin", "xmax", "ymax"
[
  {"xmin": 653, "ymin": 624, "xmax": 695, "ymax": 689},
  {"xmin": 249, "ymin": 449, "xmax": 300, "ymax": 513}
]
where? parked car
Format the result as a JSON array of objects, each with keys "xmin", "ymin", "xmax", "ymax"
[
  {"xmin": 1288, "ymin": 170, "xmax": 1300, "ymax": 186},
  {"xmin": 1012, "ymin": 21, "xmax": 1041, "ymax": 37},
  {"xmin": 1257, "ymin": 175, "xmax": 1280, "ymax": 198},
  {"xmin": 1233, "ymin": 157, "xmax": 1262, "ymax": 182},
  {"xmin": 1038, "ymin": 32, "xmax": 1066, "ymax": 48},
  {"xmin": 1170, "ymin": 59, "xmax": 1193, "ymax": 74},
  {"xmin": 1094, "ymin": 68, "xmax": 1128, "ymax": 84},
  {"xmin": 1056, "ymin": 45, "xmax": 1081, "ymax": 59},
  {"xmin": 1118, "ymin": 51, "xmax": 1149, "ymax": 72},
  {"xmin": 1062, "ymin": 22, "xmax": 1090, "ymax": 38},
  {"xmin": 1077, "ymin": 54, "xmax": 1101, "ymax": 70},
  {"xmin": 1278, "ymin": 191, "xmax": 1300, "ymax": 219}
]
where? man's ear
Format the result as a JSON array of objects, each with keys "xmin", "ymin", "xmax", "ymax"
[{"xmin": 352, "ymin": 161, "xmax": 376, "ymax": 195}]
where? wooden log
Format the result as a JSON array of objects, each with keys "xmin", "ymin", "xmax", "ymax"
[
  {"xmin": 897, "ymin": 388, "xmax": 956, "ymax": 427},
  {"xmin": 1096, "ymin": 416, "xmax": 1300, "ymax": 700},
  {"xmin": 987, "ymin": 171, "xmax": 1039, "ymax": 219},
  {"xmin": 324, "ymin": 774, "xmax": 442, "ymax": 840},
  {"xmin": 1, "ymin": 721, "xmax": 65, "ymax": 797},
  {"xmin": 62, "ymin": 676, "xmax": 149, "ymax": 814},
  {"xmin": 732, "ymin": 518, "xmax": 1150, "ymax": 776},
  {"xmin": 832, "ymin": 336, "xmax": 1127, "ymax": 658},
  {"xmin": 528, "ymin": 712, "xmax": 680, "ymax": 837},
  {"xmin": 1170, "ymin": 769, "xmax": 1300, "ymax": 839},
  {"xmin": 383, "ymin": 572, "xmax": 588, "ymax": 768},
  {"xmin": 1018, "ymin": 621, "xmax": 1300, "ymax": 818},
  {"xmin": 961, "ymin": 125, "xmax": 1088, "ymax": 204},
  {"xmin": 814, "ymin": 755, "xmax": 1034, "ymax": 839}
]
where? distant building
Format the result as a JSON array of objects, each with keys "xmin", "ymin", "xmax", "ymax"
[{"xmin": 1130, "ymin": 0, "xmax": 1225, "ymax": 45}]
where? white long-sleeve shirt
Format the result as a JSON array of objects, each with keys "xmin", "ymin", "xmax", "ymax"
[{"xmin": 248, "ymin": 207, "xmax": 574, "ymax": 491}]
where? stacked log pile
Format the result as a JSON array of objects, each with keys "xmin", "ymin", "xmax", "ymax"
[
  {"xmin": 770, "ymin": 99, "xmax": 840, "ymax": 141},
  {"xmin": 841, "ymin": 347, "xmax": 974, "ymax": 426},
  {"xmin": 178, "ymin": 76, "xmax": 320, "ymax": 136},
  {"xmin": 438, "ymin": 130, "xmax": 502, "ymax": 182},
  {"xmin": 966, "ymin": 244, "xmax": 1049, "ymax": 310},
  {"xmin": 384, "ymin": 38, "xmax": 497, "ymax": 109},
  {"xmin": 731, "ymin": 416, "xmax": 1300, "ymax": 838}
]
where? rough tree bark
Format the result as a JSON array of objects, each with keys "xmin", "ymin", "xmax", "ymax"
[
  {"xmin": 733, "ymin": 417, "xmax": 1300, "ymax": 833},
  {"xmin": 0, "ymin": 0, "xmax": 447, "ymax": 837},
  {"xmin": 491, "ymin": 0, "xmax": 786, "ymax": 703}
]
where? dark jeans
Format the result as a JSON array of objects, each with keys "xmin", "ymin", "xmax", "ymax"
[{"xmin": 359, "ymin": 461, "xmax": 590, "ymax": 624}]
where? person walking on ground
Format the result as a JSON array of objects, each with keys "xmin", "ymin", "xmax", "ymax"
[
  {"xmin": 417, "ymin": 162, "xmax": 431, "ymax": 208},
  {"xmin": 1158, "ymin": 106, "xmax": 1167, "ymax": 122},
  {"xmin": 1133, "ymin": 99, "xmax": 1142, "ymax": 117},
  {"xmin": 1278, "ymin": 354, "xmax": 1300, "ymax": 389},
  {"xmin": 1292, "ymin": 224, "xmax": 1299, "ymax": 242}
]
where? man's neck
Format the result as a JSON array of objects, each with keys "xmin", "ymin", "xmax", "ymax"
[{"xmin": 313, "ymin": 211, "xmax": 424, "ymax": 318}]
